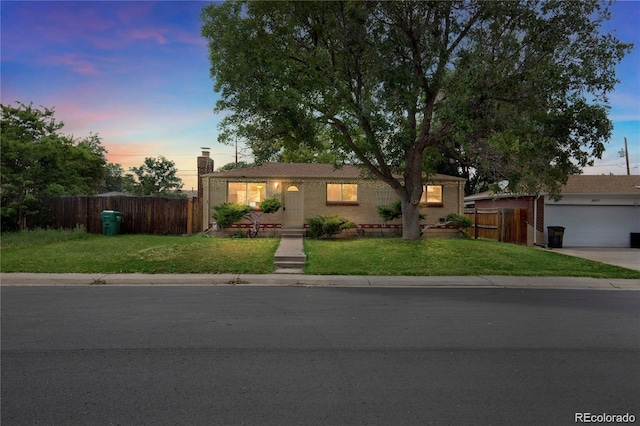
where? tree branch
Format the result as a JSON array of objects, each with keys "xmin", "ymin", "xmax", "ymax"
[{"xmin": 323, "ymin": 116, "xmax": 401, "ymax": 190}]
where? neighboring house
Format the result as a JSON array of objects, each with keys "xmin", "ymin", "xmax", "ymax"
[
  {"xmin": 465, "ymin": 175, "xmax": 640, "ymax": 247},
  {"xmin": 200, "ymin": 162, "xmax": 466, "ymax": 235}
]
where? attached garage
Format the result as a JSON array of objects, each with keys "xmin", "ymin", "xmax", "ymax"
[
  {"xmin": 543, "ymin": 175, "xmax": 640, "ymax": 248},
  {"xmin": 544, "ymin": 204, "xmax": 640, "ymax": 247},
  {"xmin": 465, "ymin": 175, "xmax": 640, "ymax": 248}
]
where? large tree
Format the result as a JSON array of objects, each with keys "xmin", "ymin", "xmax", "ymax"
[
  {"xmin": 100, "ymin": 163, "xmax": 129, "ymax": 193},
  {"xmin": 126, "ymin": 156, "xmax": 184, "ymax": 196},
  {"xmin": 1, "ymin": 102, "xmax": 107, "ymax": 230},
  {"xmin": 201, "ymin": 1, "xmax": 632, "ymax": 239}
]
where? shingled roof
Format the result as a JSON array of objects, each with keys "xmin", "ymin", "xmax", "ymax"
[
  {"xmin": 203, "ymin": 162, "xmax": 465, "ymax": 181},
  {"xmin": 466, "ymin": 174, "xmax": 640, "ymax": 201},
  {"xmin": 560, "ymin": 175, "xmax": 640, "ymax": 194}
]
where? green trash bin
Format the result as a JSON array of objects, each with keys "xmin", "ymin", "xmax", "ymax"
[{"xmin": 100, "ymin": 210, "xmax": 124, "ymax": 236}]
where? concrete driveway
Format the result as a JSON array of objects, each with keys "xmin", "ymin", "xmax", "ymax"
[{"xmin": 551, "ymin": 247, "xmax": 640, "ymax": 271}]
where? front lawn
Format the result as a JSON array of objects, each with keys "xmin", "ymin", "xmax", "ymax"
[
  {"xmin": 0, "ymin": 231, "xmax": 279, "ymax": 274},
  {"xmin": 303, "ymin": 238, "xmax": 640, "ymax": 278},
  {"xmin": 2, "ymin": 229, "xmax": 638, "ymax": 278}
]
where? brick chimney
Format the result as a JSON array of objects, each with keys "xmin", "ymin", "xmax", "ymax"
[{"xmin": 197, "ymin": 150, "xmax": 214, "ymax": 198}]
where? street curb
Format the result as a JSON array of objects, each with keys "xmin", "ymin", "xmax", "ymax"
[{"xmin": 1, "ymin": 273, "xmax": 639, "ymax": 290}]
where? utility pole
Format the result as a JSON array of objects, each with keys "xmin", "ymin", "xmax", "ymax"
[{"xmin": 624, "ymin": 137, "xmax": 630, "ymax": 175}]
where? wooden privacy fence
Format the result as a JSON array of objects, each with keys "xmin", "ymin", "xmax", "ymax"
[
  {"xmin": 44, "ymin": 196, "xmax": 203, "ymax": 235},
  {"xmin": 464, "ymin": 208, "xmax": 528, "ymax": 245}
]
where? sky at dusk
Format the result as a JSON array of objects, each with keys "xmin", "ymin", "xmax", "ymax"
[{"xmin": 2, "ymin": 1, "xmax": 639, "ymax": 192}]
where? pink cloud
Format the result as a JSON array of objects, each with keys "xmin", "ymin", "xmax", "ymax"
[
  {"xmin": 35, "ymin": 7, "xmax": 116, "ymax": 43},
  {"xmin": 5, "ymin": 3, "xmax": 170, "ymax": 53},
  {"xmin": 54, "ymin": 102, "xmax": 122, "ymax": 127},
  {"xmin": 89, "ymin": 26, "xmax": 170, "ymax": 50},
  {"xmin": 126, "ymin": 28, "xmax": 168, "ymax": 45},
  {"xmin": 104, "ymin": 142, "xmax": 162, "ymax": 167},
  {"xmin": 46, "ymin": 54, "xmax": 101, "ymax": 76}
]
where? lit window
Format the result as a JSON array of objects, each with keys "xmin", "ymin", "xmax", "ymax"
[
  {"xmin": 228, "ymin": 182, "xmax": 266, "ymax": 207},
  {"xmin": 327, "ymin": 183, "xmax": 358, "ymax": 202},
  {"xmin": 420, "ymin": 185, "xmax": 443, "ymax": 205}
]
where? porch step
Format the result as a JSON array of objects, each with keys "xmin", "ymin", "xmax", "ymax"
[
  {"xmin": 280, "ymin": 227, "xmax": 306, "ymax": 238},
  {"xmin": 274, "ymin": 253, "xmax": 307, "ymax": 269},
  {"xmin": 274, "ymin": 254, "xmax": 307, "ymax": 263},
  {"xmin": 274, "ymin": 260, "xmax": 306, "ymax": 269},
  {"xmin": 274, "ymin": 235, "xmax": 306, "ymax": 271}
]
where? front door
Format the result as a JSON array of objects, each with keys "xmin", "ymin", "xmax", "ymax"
[{"xmin": 283, "ymin": 185, "xmax": 304, "ymax": 226}]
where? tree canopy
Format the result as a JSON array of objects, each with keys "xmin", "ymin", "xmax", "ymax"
[
  {"xmin": 1, "ymin": 102, "xmax": 107, "ymax": 230},
  {"xmin": 126, "ymin": 156, "xmax": 184, "ymax": 196},
  {"xmin": 201, "ymin": 0, "xmax": 632, "ymax": 239},
  {"xmin": 217, "ymin": 161, "xmax": 253, "ymax": 172}
]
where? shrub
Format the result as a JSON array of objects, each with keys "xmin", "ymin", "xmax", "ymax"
[
  {"xmin": 377, "ymin": 200, "xmax": 402, "ymax": 222},
  {"xmin": 212, "ymin": 199, "xmax": 282, "ymax": 236},
  {"xmin": 306, "ymin": 216, "xmax": 325, "ymax": 239},
  {"xmin": 258, "ymin": 198, "xmax": 282, "ymax": 214},
  {"xmin": 306, "ymin": 215, "xmax": 355, "ymax": 239},
  {"xmin": 211, "ymin": 203, "xmax": 251, "ymax": 228},
  {"xmin": 323, "ymin": 216, "xmax": 356, "ymax": 238},
  {"xmin": 377, "ymin": 200, "xmax": 425, "ymax": 222},
  {"xmin": 445, "ymin": 213, "xmax": 472, "ymax": 229},
  {"xmin": 245, "ymin": 198, "xmax": 282, "ymax": 237}
]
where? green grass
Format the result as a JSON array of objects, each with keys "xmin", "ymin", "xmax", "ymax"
[
  {"xmin": 1, "ymin": 231, "xmax": 279, "ymax": 274},
  {"xmin": 0, "ymin": 226, "xmax": 94, "ymax": 248},
  {"xmin": 2, "ymin": 230, "xmax": 638, "ymax": 278},
  {"xmin": 303, "ymin": 238, "xmax": 640, "ymax": 279}
]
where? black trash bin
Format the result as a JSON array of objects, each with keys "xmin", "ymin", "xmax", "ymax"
[
  {"xmin": 547, "ymin": 226, "xmax": 565, "ymax": 248},
  {"xmin": 631, "ymin": 233, "xmax": 640, "ymax": 249}
]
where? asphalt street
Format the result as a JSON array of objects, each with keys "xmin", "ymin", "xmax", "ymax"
[{"xmin": 2, "ymin": 286, "xmax": 639, "ymax": 425}]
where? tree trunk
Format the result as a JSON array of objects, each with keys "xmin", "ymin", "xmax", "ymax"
[
  {"xmin": 18, "ymin": 194, "xmax": 27, "ymax": 231},
  {"xmin": 400, "ymin": 145, "xmax": 426, "ymax": 240},
  {"xmin": 401, "ymin": 197, "xmax": 422, "ymax": 240}
]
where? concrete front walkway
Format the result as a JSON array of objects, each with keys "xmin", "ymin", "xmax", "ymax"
[
  {"xmin": 273, "ymin": 237, "xmax": 306, "ymax": 273},
  {"xmin": 273, "ymin": 228, "xmax": 307, "ymax": 273}
]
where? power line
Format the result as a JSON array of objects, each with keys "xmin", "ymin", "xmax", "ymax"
[{"xmin": 587, "ymin": 162, "xmax": 639, "ymax": 168}]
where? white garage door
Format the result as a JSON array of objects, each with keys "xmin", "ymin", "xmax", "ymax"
[{"xmin": 545, "ymin": 205, "xmax": 640, "ymax": 247}]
